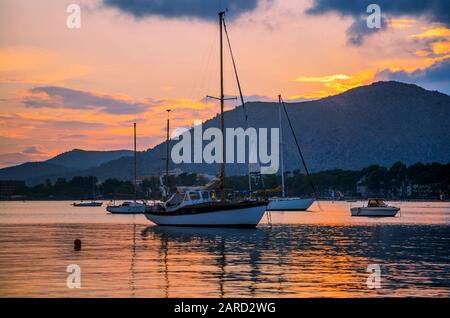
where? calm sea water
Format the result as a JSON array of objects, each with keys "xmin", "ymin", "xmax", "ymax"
[{"xmin": 0, "ymin": 200, "xmax": 449, "ymax": 297}]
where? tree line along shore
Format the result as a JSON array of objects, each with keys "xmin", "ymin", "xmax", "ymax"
[{"xmin": 1, "ymin": 162, "xmax": 449, "ymax": 201}]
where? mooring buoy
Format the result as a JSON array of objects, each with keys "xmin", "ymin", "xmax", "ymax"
[{"xmin": 74, "ymin": 239, "xmax": 82, "ymax": 251}]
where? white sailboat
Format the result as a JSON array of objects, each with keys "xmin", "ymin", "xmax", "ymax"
[
  {"xmin": 266, "ymin": 95, "xmax": 315, "ymax": 212},
  {"xmin": 72, "ymin": 177, "xmax": 102, "ymax": 207},
  {"xmin": 107, "ymin": 200, "xmax": 147, "ymax": 214},
  {"xmin": 145, "ymin": 11, "xmax": 267, "ymax": 227},
  {"xmin": 73, "ymin": 201, "xmax": 103, "ymax": 207},
  {"xmin": 145, "ymin": 189, "xmax": 267, "ymax": 227},
  {"xmin": 107, "ymin": 123, "xmax": 147, "ymax": 214}
]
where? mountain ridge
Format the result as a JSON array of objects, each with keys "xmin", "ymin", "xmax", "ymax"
[
  {"xmin": 0, "ymin": 149, "xmax": 133, "ymax": 183},
  {"xmin": 1, "ymin": 81, "xmax": 449, "ymax": 185}
]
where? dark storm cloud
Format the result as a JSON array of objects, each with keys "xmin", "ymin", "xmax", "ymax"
[
  {"xmin": 306, "ymin": 0, "xmax": 450, "ymax": 45},
  {"xmin": 377, "ymin": 58, "xmax": 450, "ymax": 94},
  {"xmin": 23, "ymin": 86, "xmax": 148, "ymax": 115},
  {"xmin": 103, "ymin": 0, "xmax": 260, "ymax": 21},
  {"xmin": 346, "ymin": 15, "xmax": 387, "ymax": 46},
  {"xmin": 23, "ymin": 146, "xmax": 43, "ymax": 154},
  {"xmin": 306, "ymin": 0, "xmax": 450, "ymax": 25}
]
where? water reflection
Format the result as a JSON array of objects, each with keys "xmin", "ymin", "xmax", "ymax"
[
  {"xmin": 0, "ymin": 200, "xmax": 449, "ymax": 297},
  {"xmin": 138, "ymin": 225, "xmax": 449, "ymax": 297},
  {"xmin": 141, "ymin": 226, "xmax": 269, "ymax": 298}
]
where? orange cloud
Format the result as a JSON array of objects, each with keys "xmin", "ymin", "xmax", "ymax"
[
  {"xmin": 294, "ymin": 74, "xmax": 351, "ymax": 83},
  {"xmin": 387, "ymin": 19, "xmax": 416, "ymax": 29},
  {"xmin": 431, "ymin": 41, "xmax": 450, "ymax": 55},
  {"xmin": 0, "ymin": 47, "xmax": 90, "ymax": 84},
  {"xmin": 1, "ymin": 86, "xmax": 228, "ymax": 160},
  {"xmin": 415, "ymin": 49, "xmax": 431, "ymax": 57},
  {"xmin": 413, "ymin": 28, "xmax": 450, "ymax": 38},
  {"xmin": 292, "ymin": 71, "xmax": 375, "ymax": 99}
]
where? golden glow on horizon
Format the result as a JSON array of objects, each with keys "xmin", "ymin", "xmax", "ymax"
[
  {"xmin": 294, "ymin": 74, "xmax": 351, "ymax": 83},
  {"xmin": 292, "ymin": 71, "xmax": 375, "ymax": 99},
  {"xmin": 413, "ymin": 28, "xmax": 450, "ymax": 38}
]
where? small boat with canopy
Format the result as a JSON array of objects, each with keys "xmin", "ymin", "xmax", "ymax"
[{"xmin": 351, "ymin": 198, "xmax": 400, "ymax": 217}]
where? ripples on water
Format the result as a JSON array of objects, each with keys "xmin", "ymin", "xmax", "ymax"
[{"xmin": 0, "ymin": 201, "xmax": 449, "ymax": 297}]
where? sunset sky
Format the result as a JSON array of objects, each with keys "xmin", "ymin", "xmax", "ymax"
[{"xmin": 0, "ymin": 0, "xmax": 449, "ymax": 167}]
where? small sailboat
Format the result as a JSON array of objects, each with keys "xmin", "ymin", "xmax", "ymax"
[
  {"xmin": 107, "ymin": 123, "xmax": 147, "ymax": 214},
  {"xmin": 266, "ymin": 95, "xmax": 315, "ymax": 212},
  {"xmin": 72, "ymin": 177, "xmax": 102, "ymax": 207},
  {"xmin": 145, "ymin": 12, "xmax": 267, "ymax": 227},
  {"xmin": 107, "ymin": 200, "xmax": 147, "ymax": 214},
  {"xmin": 351, "ymin": 199, "xmax": 400, "ymax": 217},
  {"xmin": 73, "ymin": 201, "xmax": 102, "ymax": 207}
]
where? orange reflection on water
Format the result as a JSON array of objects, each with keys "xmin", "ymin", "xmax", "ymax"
[{"xmin": 0, "ymin": 201, "xmax": 449, "ymax": 297}]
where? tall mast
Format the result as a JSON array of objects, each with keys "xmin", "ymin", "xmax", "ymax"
[
  {"xmin": 133, "ymin": 122, "xmax": 137, "ymax": 202},
  {"xmin": 219, "ymin": 11, "xmax": 225, "ymax": 202},
  {"xmin": 279, "ymin": 95, "xmax": 319, "ymax": 199},
  {"xmin": 278, "ymin": 95, "xmax": 285, "ymax": 197},
  {"xmin": 165, "ymin": 109, "xmax": 171, "ymax": 199}
]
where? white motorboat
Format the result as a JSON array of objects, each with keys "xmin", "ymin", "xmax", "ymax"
[
  {"xmin": 145, "ymin": 190, "xmax": 267, "ymax": 227},
  {"xmin": 351, "ymin": 199, "xmax": 400, "ymax": 217},
  {"xmin": 267, "ymin": 197, "xmax": 314, "ymax": 211},
  {"xmin": 107, "ymin": 201, "xmax": 147, "ymax": 214}
]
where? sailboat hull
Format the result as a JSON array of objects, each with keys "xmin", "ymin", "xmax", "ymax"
[
  {"xmin": 73, "ymin": 202, "xmax": 103, "ymax": 207},
  {"xmin": 145, "ymin": 202, "xmax": 267, "ymax": 228},
  {"xmin": 267, "ymin": 198, "xmax": 314, "ymax": 211},
  {"xmin": 106, "ymin": 203, "xmax": 147, "ymax": 214}
]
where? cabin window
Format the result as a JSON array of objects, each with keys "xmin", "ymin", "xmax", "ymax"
[
  {"xmin": 189, "ymin": 192, "xmax": 201, "ymax": 200},
  {"xmin": 202, "ymin": 191, "xmax": 210, "ymax": 200}
]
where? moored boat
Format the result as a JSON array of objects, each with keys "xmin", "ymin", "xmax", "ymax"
[
  {"xmin": 351, "ymin": 198, "xmax": 400, "ymax": 217},
  {"xmin": 145, "ymin": 12, "xmax": 267, "ymax": 227},
  {"xmin": 107, "ymin": 201, "xmax": 147, "ymax": 214},
  {"xmin": 145, "ymin": 190, "xmax": 267, "ymax": 227},
  {"xmin": 106, "ymin": 123, "xmax": 146, "ymax": 214},
  {"xmin": 266, "ymin": 95, "xmax": 315, "ymax": 212},
  {"xmin": 73, "ymin": 201, "xmax": 103, "ymax": 207},
  {"xmin": 267, "ymin": 197, "xmax": 314, "ymax": 211}
]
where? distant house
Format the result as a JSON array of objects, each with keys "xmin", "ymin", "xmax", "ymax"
[
  {"xmin": 412, "ymin": 183, "xmax": 441, "ymax": 199},
  {"xmin": 0, "ymin": 180, "xmax": 26, "ymax": 198}
]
